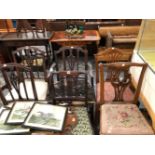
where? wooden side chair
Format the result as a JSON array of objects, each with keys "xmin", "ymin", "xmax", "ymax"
[
  {"xmin": 96, "ymin": 62, "xmax": 154, "ymax": 134},
  {"xmin": 52, "ymin": 46, "xmax": 94, "ymax": 86},
  {"xmin": 50, "ymin": 70, "xmax": 88, "ymax": 106},
  {"xmin": 95, "ymin": 47, "xmax": 133, "ymax": 104},
  {"xmin": 0, "ymin": 63, "xmax": 49, "ymax": 108},
  {"xmin": 12, "ymin": 46, "xmax": 52, "ymax": 98},
  {"xmin": 12, "ymin": 46, "xmax": 52, "ymax": 81}
]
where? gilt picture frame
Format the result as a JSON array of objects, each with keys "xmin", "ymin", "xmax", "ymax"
[{"xmin": 23, "ymin": 102, "xmax": 67, "ymax": 132}]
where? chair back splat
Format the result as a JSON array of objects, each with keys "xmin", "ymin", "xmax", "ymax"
[
  {"xmin": 99, "ymin": 62, "xmax": 147, "ymax": 105},
  {"xmin": 12, "ymin": 46, "xmax": 51, "ymax": 81},
  {"xmin": 0, "ymin": 63, "xmax": 39, "ymax": 106},
  {"xmin": 55, "ymin": 46, "xmax": 88, "ymax": 71}
]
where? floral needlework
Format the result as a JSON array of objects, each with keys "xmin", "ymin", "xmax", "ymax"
[{"xmin": 100, "ymin": 104, "xmax": 154, "ymax": 134}]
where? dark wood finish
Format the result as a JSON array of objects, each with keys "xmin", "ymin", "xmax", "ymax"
[
  {"xmin": 95, "ymin": 47, "xmax": 132, "ymax": 83},
  {"xmin": 98, "ymin": 62, "xmax": 147, "ymax": 104},
  {"xmin": 50, "ymin": 30, "xmax": 100, "ymax": 46},
  {"xmin": 50, "ymin": 71, "xmax": 88, "ymax": 106},
  {"xmin": 16, "ymin": 19, "xmax": 47, "ymax": 35},
  {"xmin": 53, "ymin": 46, "xmax": 93, "ymax": 85},
  {"xmin": 0, "ymin": 31, "xmax": 52, "ymax": 62},
  {"xmin": 0, "ymin": 63, "xmax": 39, "ymax": 106},
  {"xmin": 12, "ymin": 46, "xmax": 52, "ymax": 81},
  {"xmin": 54, "ymin": 46, "xmax": 88, "ymax": 71}
]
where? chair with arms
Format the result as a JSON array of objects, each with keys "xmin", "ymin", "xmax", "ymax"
[
  {"xmin": 0, "ymin": 63, "xmax": 48, "ymax": 108},
  {"xmin": 50, "ymin": 70, "xmax": 88, "ymax": 106},
  {"xmin": 52, "ymin": 46, "xmax": 93, "ymax": 86},
  {"xmin": 96, "ymin": 62, "xmax": 154, "ymax": 134}
]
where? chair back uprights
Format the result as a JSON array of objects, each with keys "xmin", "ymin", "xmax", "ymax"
[
  {"xmin": 95, "ymin": 47, "xmax": 132, "ymax": 83},
  {"xmin": 99, "ymin": 62, "xmax": 147, "ymax": 105},
  {"xmin": 55, "ymin": 46, "xmax": 88, "ymax": 72},
  {"xmin": 0, "ymin": 63, "xmax": 38, "ymax": 106},
  {"xmin": 12, "ymin": 46, "xmax": 49, "ymax": 81}
]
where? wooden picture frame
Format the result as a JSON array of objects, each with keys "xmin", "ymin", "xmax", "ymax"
[
  {"xmin": 6, "ymin": 101, "xmax": 34, "ymax": 125},
  {"xmin": 0, "ymin": 109, "xmax": 30, "ymax": 135},
  {"xmin": 23, "ymin": 102, "xmax": 67, "ymax": 132}
]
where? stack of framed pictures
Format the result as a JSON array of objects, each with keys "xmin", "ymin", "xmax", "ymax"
[
  {"xmin": 0, "ymin": 101, "xmax": 67, "ymax": 134},
  {"xmin": 0, "ymin": 109, "xmax": 30, "ymax": 135},
  {"xmin": 23, "ymin": 103, "xmax": 67, "ymax": 132}
]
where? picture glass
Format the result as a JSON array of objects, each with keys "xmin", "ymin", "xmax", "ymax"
[
  {"xmin": 24, "ymin": 103, "xmax": 67, "ymax": 131},
  {"xmin": 0, "ymin": 109, "xmax": 30, "ymax": 134},
  {"xmin": 6, "ymin": 101, "xmax": 34, "ymax": 124}
]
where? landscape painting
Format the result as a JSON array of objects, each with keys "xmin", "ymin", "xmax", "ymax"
[
  {"xmin": 6, "ymin": 101, "xmax": 34, "ymax": 124},
  {"xmin": 24, "ymin": 103, "xmax": 67, "ymax": 131},
  {"xmin": 0, "ymin": 109, "xmax": 30, "ymax": 134}
]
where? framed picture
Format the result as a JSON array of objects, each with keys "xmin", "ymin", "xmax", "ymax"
[
  {"xmin": 6, "ymin": 101, "xmax": 34, "ymax": 124},
  {"xmin": 0, "ymin": 109, "xmax": 30, "ymax": 135},
  {"xmin": 23, "ymin": 102, "xmax": 67, "ymax": 132}
]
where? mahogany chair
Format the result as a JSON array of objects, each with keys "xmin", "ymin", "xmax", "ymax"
[
  {"xmin": 16, "ymin": 19, "xmax": 47, "ymax": 37},
  {"xmin": 12, "ymin": 46, "xmax": 52, "ymax": 81},
  {"xmin": 96, "ymin": 62, "xmax": 154, "ymax": 134},
  {"xmin": 0, "ymin": 63, "xmax": 49, "ymax": 108},
  {"xmin": 95, "ymin": 47, "xmax": 133, "ymax": 103},
  {"xmin": 52, "ymin": 46, "xmax": 93, "ymax": 86},
  {"xmin": 50, "ymin": 70, "xmax": 88, "ymax": 107}
]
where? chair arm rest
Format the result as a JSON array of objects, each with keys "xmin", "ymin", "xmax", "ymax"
[
  {"xmin": 49, "ymin": 62, "xmax": 56, "ymax": 72},
  {"xmin": 46, "ymin": 63, "xmax": 56, "ymax": 81}
]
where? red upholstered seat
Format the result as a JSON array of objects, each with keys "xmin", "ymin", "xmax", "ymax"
[
  {"xmin": 96, "ymin": 82, "xmax": 134, "ymax": 103},
  {"xmin": 100, "ymin": 104, "xmax": 154, "ymax": 135}
]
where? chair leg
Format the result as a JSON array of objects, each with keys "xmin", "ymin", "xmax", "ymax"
[{"xmin": 93, "ymin": 103, "xmax": 100, "ymax": 126}]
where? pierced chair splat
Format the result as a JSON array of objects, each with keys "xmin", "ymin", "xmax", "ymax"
[
  {"xmin": 52, "ymin": 46, "xmax": 94, "ymax": 86},
  {"xmin": 50, "ymin": 70, "xmax": 88, "ymax": 107},
  {"xmin": 0, "ymin": 63, "xmax": 48, "ymax": 108},
  {"xmin": 96, "ymin": 62, "xmax": 154, "ymax": 134}
]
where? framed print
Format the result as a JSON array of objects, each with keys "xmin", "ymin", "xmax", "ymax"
[
  {"xmin": 0, "ymin": 109, "xmax": 30, "ymax": 135},
  {"xmin": 23, "ymin": 102, "xmax": 67, "ymax": 132},
  {"xmin": 6, "ymin": 101, "xmax": 34, "ymax": 124}
]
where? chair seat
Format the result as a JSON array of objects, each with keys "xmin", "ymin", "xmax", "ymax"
[
  {"xmin": 96, "ymin": 82, "xmax": 134, "ymax": 103},
  {"xmin": 5, "ymin": 79, "xmax": 48, "ymax": 101},
  {"xmin": 100, "ymin": 104, "xmax": 154, "ymax": 135}
]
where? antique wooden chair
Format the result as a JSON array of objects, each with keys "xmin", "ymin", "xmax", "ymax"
[
  {"xmin": 96, "ymin": 62, "xmax": 154, "ymax": 134},
  {"xmin": 50, "ymin": 70, "xmax": 88, "ymax": 107},
  {"xmin": 12, "ymin": 46, "xmax": 52, "ymax": 81},
  {"xmin": 95, "ymin": 48, "xmax": 133, "ymax": 105},
  {"xmin": 52, "ymin": 46, "xmax": 93, "ymax": 86},
  {"xmin": 16, "ymin": 19, "xmax": 47, "ymax": 37},
  {"xmin": 0, "ymin": 63, "xmax": 49, "ymax": 108}
]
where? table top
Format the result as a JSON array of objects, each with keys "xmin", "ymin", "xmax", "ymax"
[
  {"xmin": 50, "ymin": 30, "xmax": 100, "ymax": 43},
  {"xmin": 0, "ymin": 31, "xmax": 53, "ymax": 41}
]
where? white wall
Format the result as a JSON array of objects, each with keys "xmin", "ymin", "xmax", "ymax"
[{"xmin": 131, "ymin": 50, "xmax": 155, "ymax": 114}]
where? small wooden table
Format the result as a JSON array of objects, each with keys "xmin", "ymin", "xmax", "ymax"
[
  {"xmin": 31, "ymin": 112, "xmax": 78, "ymax": 135},
  {"xmin": 49, "ymin": 30, "xmax": 100, "ymax": 46}
]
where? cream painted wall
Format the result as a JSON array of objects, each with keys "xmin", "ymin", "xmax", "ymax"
[{"xmin": 131, "ymin": 50, "xmax": 155, "ymax": 128}]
